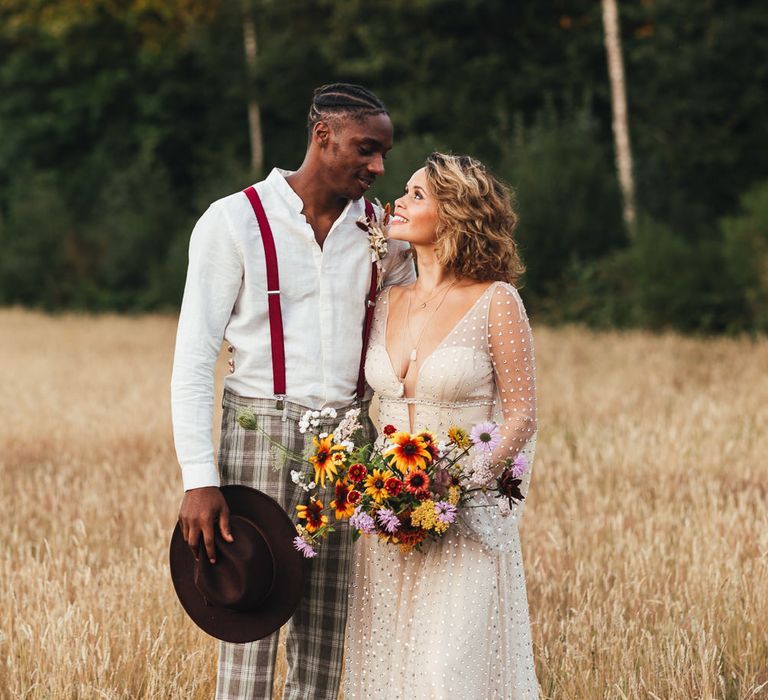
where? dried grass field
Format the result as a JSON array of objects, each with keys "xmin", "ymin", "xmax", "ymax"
[{"xmin": 1, "ymin": 308, "xmax": 767, "ymax": 699}]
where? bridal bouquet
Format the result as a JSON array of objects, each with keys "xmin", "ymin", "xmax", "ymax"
[{"xmin": 236, "ymin": 406, "xmax": 528, "ymax": 557}]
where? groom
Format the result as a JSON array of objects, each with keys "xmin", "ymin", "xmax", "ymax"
[{"xmin": 171, "ymin": 83, "xmax": 414, "ymax": 699}]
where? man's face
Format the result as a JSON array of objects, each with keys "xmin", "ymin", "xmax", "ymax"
[{"xmin": 318, "ymin": 113, "xmax": 394, "ymax": 200}]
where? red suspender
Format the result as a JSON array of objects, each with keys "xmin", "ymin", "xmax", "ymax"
[
  {"xmin": 357, "ymin": 199, "xmax": 378, "ymax": 400},
  {"xmin": 244, "ymin": 187, "xmax": 287, "ymax": 407},
  {"xmin": 243, "ymin": 187, "xmax": 378, "ymax": 407}
]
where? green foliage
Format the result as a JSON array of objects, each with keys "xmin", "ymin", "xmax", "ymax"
[
  {"xmin": 499, "ymin": 99, "xmax": 625, "ymax": 303},
  {"xmin": 721, "ymin": 181, "xmax": 768, "ymax": 332},
  {"xmin": 0, "ymin": 0, "xmax": 766, "ymax": 334}
]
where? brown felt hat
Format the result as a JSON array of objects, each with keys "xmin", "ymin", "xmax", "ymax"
[{"xmin": 169, "ymin": 485, "xmax": 304, "ymax": 643}]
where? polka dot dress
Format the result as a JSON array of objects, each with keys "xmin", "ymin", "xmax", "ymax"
[{"xmin": 344, "ymin": 282, "xmax": 539, "ymax": 699}]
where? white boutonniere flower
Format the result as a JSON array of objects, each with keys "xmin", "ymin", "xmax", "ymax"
[{"xmin": 356, "ymin": 199, "xmax": 391, "ymax": 291}]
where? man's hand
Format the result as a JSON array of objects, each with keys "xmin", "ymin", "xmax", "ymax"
[{"xmin": 179, "ymin": 486, "xmax": 233, "ymax": 564}]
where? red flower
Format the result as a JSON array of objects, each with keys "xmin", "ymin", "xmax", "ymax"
[
  {"xmin": 383, "ymin": 424, "xmax": 396, "ymax": 436},
  {"xmin": 348, "ymin": 463, "xmax": 367, "ymax": 483},
  {"xmin": 347, "ymin": 489, "xmax": 362, "ymax": 505},
  {"xmin": 404, "ymin": 469, "xmax": 431, "ymax": 499},
  {"xmin": 385, "ymin": 477, "xmax": 403, "ymax": 497}
]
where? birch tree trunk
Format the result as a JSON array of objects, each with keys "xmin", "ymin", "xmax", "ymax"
[
  {"xmin": 601, "ymin": 0, "xmax": 637, "ymax": 237},
  {"xmin": 242, "ymin": 0, "xmax": 263, "ymax": 176}
]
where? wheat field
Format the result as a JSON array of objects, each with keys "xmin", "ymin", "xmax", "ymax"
[{"xmin": 0, "ymin": 308, "xmax": 766, "ymax": 699}]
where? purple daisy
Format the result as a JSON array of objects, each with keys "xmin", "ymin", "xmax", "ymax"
[
  {"xmin": 292, "ymin": 535, "xmax": 317, "ymax": 559},
  {"xmin": 470, "ymin": 421, "xmax": 501, "ymax": 453},
  {"xmin": 376, "ymin": 507, "xmax": 401, "ymax": 534},
  {"xmin": 349, "ymin": 506, "xmax": 376, "ymax": 534},
  {"xmin": 512, "ymin": 454, "xmax": 528, "ymax": 478},
  {"xmin": 435, "ymin": 501, "xmax": 457, "ymax": 524}
]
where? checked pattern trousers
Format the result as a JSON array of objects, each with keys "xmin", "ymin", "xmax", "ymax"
[{"xmin": 215, "ymin": 390, "xmax": 374, "ymax": 700}]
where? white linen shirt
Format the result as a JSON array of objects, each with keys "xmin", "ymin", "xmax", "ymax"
[{"xmin": 171, "ymin": 168, "xmax": 415, "ymax": 491}]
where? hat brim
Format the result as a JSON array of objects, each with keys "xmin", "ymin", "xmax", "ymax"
[{"xmin": 170, "ymin": 485, "xmax": 305, "ymax": 643}]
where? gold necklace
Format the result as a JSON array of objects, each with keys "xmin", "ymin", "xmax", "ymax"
[
  {"xmin": 405, "ymin": 280, "xmax": 459, "ymax": 364},
  {"xmin": 411, "ymin": 278, "xmax": 457, "ymax": 309}
]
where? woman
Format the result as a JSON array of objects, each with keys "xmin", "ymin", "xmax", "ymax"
[{"xmin": 344, "ymin": 153, "xmax": 539, "ymax": 699}]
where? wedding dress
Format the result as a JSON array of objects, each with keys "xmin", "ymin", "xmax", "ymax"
[{"xmin": 344, "ymin": 281, "xmax": 539, "ymax": 700}]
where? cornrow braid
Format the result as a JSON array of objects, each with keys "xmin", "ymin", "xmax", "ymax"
[{"xmin": 307, "ymin": 82, "xmax": 388, "ymax": 132}]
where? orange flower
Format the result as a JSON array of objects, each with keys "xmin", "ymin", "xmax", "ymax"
[
  {"xmin": 309, "ymin": 434, "xmax": 345, "ymax": 487},
  {"xmin": 404, "ymin": 469, "xmax": 431, "ymax": 499},
  {"xmin": 330, "ymin": 479, "xmax": 356, "ymax": 520},
  {"xmin": 384, "ymin": 431, "xmax": 432, "ymax": 473},
  {"xmin": 364, "ymin": 468, "xmax": 395, "ymax": 504},
  {"xmin": 296, "ymin": 498, "xmax": 328, "ymax": 533}
]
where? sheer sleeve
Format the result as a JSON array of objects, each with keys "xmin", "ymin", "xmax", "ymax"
[
  {"xmin": 456, "ymin": 282, "xmax": 538, "ymax": 550},
  {"xmin": 487, "ymin": 283, "xmax": 537, "ymax": 470}
]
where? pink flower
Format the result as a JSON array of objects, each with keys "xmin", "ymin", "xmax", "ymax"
[
  {"xmin": 293, "ymin": 535, "xmax": 317, "ymax": 558},
  {"xmin": 435, "ymin": 501, "xmax": 457, "ymax": 524},
  {"xmin": 376, "ymin": 507, "xmax": 401, "ymax": 534},
  {"xmin": 512, "ymin": 454, "xmax": 528, "ymax": 478},
  {"xmin": 470, "ymin": 421, "xmax": 501, "ymax": 453}
]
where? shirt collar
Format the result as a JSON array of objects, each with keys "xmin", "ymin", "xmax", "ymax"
[{"xmin": 266, "ymin": 167, "xmax": 364, "ymax": 221}]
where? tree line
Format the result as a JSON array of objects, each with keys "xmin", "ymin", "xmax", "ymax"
[{"xmin": 0, "ymin": 0, "xmax": 766, "ymax": 333}]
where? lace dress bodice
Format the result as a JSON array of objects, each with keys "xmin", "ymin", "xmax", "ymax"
[{"xmin": 365, "ymin": 281, "xmax": 538, "ymax": 551}]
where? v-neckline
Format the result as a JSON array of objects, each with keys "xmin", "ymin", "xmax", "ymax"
[{"xmin": 382, "ymin": 281, "xmax": 499, "ymax": 400}]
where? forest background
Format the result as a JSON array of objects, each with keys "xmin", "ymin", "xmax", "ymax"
[{"xmin": 0, "ymin": 0, "xmax": 767, "ymax": 334}]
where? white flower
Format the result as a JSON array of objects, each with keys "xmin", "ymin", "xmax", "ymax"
[
  {"xmin": 319, "ymin": 432, "xmax": 328, "ymax": 439},
  {"xmin": 342, "ymin": 440, "xmax": 355, "ymax": 453},
  {"xmin": 308, "ymin": 481, "xmax": 316, "ymax": 489},
  {"xmin": 312, "ymin": 410, "xmax": 320, "ymax": 418},
  {"xmin": 290, "ymin": 470, "xmax": 301, "ymax": 484}
]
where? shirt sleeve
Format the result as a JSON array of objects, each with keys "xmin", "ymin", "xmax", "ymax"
[
  {"xmin": 382, "ymin": 239, "xmax": 416, "ymax": 287},
  {"xmin": 171, "ymin": 202, "xmax": 244, "ymax": 491},
  {"xmin": 487, "ymin": 283, "xmax": 538, "ymax": 470}
]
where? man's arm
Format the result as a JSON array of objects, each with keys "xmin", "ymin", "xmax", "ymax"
[{"xmin": 171, "ymin": 201, "xmax": 243, "ymax": 561}]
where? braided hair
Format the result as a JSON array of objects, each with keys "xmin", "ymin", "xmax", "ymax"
[{"xmin": 307, "ymin": 83, "xmax": 388, "ymax": 135}]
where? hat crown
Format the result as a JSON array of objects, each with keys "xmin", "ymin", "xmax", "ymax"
[{"xmin": 194, "ymin": 515, "xmax": 275, "ymax": 611}]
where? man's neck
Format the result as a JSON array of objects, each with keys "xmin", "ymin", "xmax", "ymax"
[{"xmin": 285, "ymin": 166, "xmax": 348, "ymax": 220}]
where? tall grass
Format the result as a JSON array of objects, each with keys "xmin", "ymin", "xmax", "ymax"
[{"xmin": 1, "ymin": 309, "xmax": 766, "ymax": 699}]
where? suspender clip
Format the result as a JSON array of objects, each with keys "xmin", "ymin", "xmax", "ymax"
[
  {"xmin": 267, "ymin": 289, "xmax": 280, "ymax": 295},
  {"xmin": 274, "ymin": 394, "xmax": 286, "ymax": 411},
  {"xmin": 367, "ymin": 299, "xmax": 376, "ymax": 308}
]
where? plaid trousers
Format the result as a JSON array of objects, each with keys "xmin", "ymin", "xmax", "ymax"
[{"xmin": 215, "ymin": 390, "xmax": 374, "ymax": 700}]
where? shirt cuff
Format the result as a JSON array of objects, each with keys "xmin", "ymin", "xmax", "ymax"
[{"xmin": 181, "ymin": 462, "xmax": 221, "ymax": 491}]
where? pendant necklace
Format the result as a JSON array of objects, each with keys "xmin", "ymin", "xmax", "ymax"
[
  {"xmin": 405, "ymin": 279, "xmax": 459, "ymax": 364},
  {"xmin": 412, "ymin": 279, "xmax": 455, "ymax": 310}
]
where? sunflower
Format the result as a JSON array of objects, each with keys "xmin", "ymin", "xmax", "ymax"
[
  {"xmin": 309, "ymin": 434, "xmax": 345, "ymax": 487},
  {"xmin": 330, "ymin": 479, "xmax": 356, "ymax": 520},
  {"xmin": 384, "ymin": 431, "xmax": 432, "ymax": 473},
  {"xmin": 404, "ymin": 469, "xmax": 431, "ymax": 499},
  {"xmin": 364, "ymin": 468, "xmax": 395, "ymax": 504},
  {"xmin": 447, "ymin": 426, "xmax": 471, "ymax": 449},
  {"xmin": 296, "ymin": 498, "xmax": 328, "ymax": 533}
]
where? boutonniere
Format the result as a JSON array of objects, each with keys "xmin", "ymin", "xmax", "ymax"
[{"xmin": 356, "ymin": 199, "xmax": 390, "ymax": 291}]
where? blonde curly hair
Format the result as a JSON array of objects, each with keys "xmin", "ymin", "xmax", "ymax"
[{"xmin": 423, "ymin": 152, "xmax": 524, "ymax": 285}]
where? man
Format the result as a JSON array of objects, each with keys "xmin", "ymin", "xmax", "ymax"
[{"xmin": 171, "ymin": 83, "xmax": 414, "ymax": 699}]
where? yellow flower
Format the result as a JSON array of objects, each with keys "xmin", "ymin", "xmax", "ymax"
[
  {"xmin": 364, "ymin": 468, "xmax": 395, "ymax": 504},
  {"xmin": 384, "ymin": 431, "xmax": 432, "ymax": 473},
  {"xmin": 447, "ymin": 426, "xmax": 471, "ymax": 449},
  {"xmin": 309, "ymin": 434, "xmax": 345, "ymax": 487},
  {"xmin": 330, "ymin": 479, "xmax": 356, "ymax": 520},
  {"xmin": 448, "ymin": 485, "xmax": 461, "ymax": 506},
  {"xmin": 411, "ymin": 499, "xmax": 438, "ymax": 530},
  {"xmin": 296, "ymin": 498, "xmax": 328, "ymax": 533}
]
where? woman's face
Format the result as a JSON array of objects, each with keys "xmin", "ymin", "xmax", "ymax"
[{"xmin": 390, "ymin": 167, "xmax": 439, "ymax": 245}]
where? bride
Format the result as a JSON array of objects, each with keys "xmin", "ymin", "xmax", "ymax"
[{"xmin": 344, "ymin": 153, "xmax": 539, "ymax": 699}]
